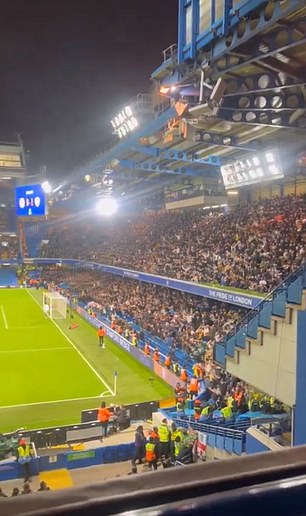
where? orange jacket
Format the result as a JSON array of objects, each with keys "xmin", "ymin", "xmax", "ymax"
[
  {"xmin": 153, "ymin": 350, "xmax": 160, "ymax": 362},
  {"xmin": 180, "ymin": 368, "xmax": 188, "ymax": 382},
  {"xmin": 144, "ymin": 343, "xmax": 151, "ymax": 355},
  {"xmin": 189, "ymin": 378, "xmax": 198, "ymax": 392},
  {"xmin": 165, "ymin": 356, "xmax": 172, "ymax": 368},
  {"xmin": 98, "ymin": 407, "xmax": 111, "ymax": 423}
]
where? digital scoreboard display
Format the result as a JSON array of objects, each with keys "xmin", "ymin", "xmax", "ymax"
[
  {"xmin": 221, "ymin": 151, "xmax": 284, "ymax": 190},
  {"xmin": 15, "ymin": 184, "xmax": 46, "ymax": 217}
]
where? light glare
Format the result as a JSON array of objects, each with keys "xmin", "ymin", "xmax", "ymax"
[
  {"xmin": 96, "ymin": 198, "xmax": 118, "ymax": 217},
  {"xmin": 41, "ymin": 181, "xmax": 52, "ymax": 194}
]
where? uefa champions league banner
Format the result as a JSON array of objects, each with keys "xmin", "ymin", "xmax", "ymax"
[
  {"xmin": 29, "ymin": 258, "xmax": 263, "ymax": 309},
  {"xmin": 76, "ymin": 305, "xmax": 154, "ymax": 371}
]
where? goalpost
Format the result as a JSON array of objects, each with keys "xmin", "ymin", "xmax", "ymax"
[{"xmin": 43, "ymin": 291, "xmax": 67, "ymax": 320}]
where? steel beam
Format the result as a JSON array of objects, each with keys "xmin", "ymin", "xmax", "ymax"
[
  {"xmin": 193, "ymin": 130, "xmax": 257, "ymax": 151},
  {"xmin": 210, "ymin": 0, "xmax": 306, "ymax": 65},
  {"xmin": 129, "ymin": 144, "xmax": 220, "ymax": 166},
  {"xmin": 75, "ymin": 107, "xmax": 177, "ymax": 178},
  {"xmin": 224, "ymin": 74, "xmax": 306, "ymax": 97},
  {"xmin": 213, "ymin": 21, "xmax": 306, "ymax": 76},
  {"xmin": 219, "ymin": 108, "xmax": 306, "ymax": 130},
  {"xmin": 119, "ymin": 159, "xmax": 219, "ymax": 177},
  {"xmin": 223, "ymin": 91, "xmax": 306, "ymax": 112}
]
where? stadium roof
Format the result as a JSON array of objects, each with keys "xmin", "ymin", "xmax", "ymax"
[{"xmin": 69, "ymin": 0, "xmax": 306, "ymax": 194}]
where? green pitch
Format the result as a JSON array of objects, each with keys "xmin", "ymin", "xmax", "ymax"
[{"xmin": 0, "ymin": 289, "xmax": 173, "ymax": 432}]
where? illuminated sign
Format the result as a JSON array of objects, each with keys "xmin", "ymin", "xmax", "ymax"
[
  {"xmin": 221, "ymin": 151, "xmax": 284, "ymax": 190},
  {"xmin": 15, "ymin": 184, "xmax": 46, "ymax": 217},
  {"xmin": 110, "ymin": 106, "xmax": 138, "ymax": 138}
]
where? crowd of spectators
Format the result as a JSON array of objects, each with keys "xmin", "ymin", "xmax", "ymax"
[
  {"xmin": 0, "ymin": 234, "xmax": 18, "ymax": 260},
  {"xmin": 39, "ymin": 267, "xmax": 245, "ymax": 359},
  {"xmin": 43, "ymin": 195, "xmax": 306, "ymax": 292}
]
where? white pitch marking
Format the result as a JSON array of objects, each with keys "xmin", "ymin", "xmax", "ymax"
[
  {"xmin": 0, "ymin": 394, "xmax": 111, "ymax": 411},
  {"xmin": 0, "ymin": 347, "xmax": 72, "ymax": 354},
  {"xmin": 1, "ymin": 305, "xmax": 8, "ymax": 329},
  {"xmin": 26, "ymin": 289, "xmax": 114, "ymax": 394}
]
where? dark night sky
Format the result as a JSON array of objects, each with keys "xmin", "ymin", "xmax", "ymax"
[{"xmin": 0, "ymin": 0, "xmax": 178, "ymax": 178}]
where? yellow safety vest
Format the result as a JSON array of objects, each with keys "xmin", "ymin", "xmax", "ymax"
[
  {"xmin": 221, "ymin": 406, "xmax": 232, "ymax": 419},
  {"xmin": 201, "ymin": 406, "xmax": 210, "ymax": 416},
  {"xmin": 158, "ymin": 424, "xmax": 170, "ymax": 443},
  {"xmin": 145, "ymin": 442, "xmax": 156, "ymax": 462},
  {"xmin": 18, "ymin": 445, "xmax": 31, "ymax": 458},
  {"xmin": 174, "ymin": 441, "xmax": 181, "ymax": 457},
  {"xmin": 171, "ymin": 429, "xmax": 182, "ymax": 442}
]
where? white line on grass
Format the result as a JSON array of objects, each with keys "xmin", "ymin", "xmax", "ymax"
[
  {"xmin": 0, "ymin": 347, "xmax": 72, "ymax": 354},
  {"xmin": 26, "ymin": 289, "xmax": 114, "ymax": 395},
  {"xmin": 0, "ymin": 394, "xmax": 112, "ymax": 411},
  {"xmin": 1, "ymin": 305, "xmax": 8, "ymax": 330}
]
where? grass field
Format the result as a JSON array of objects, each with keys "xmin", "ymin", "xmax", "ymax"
[{"xmin": 0, "ymin": 288, "xmax": 173, "ymax": 432}]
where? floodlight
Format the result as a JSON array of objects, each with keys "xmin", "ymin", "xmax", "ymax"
[
  {"xmin": 96, "ymin": 197, "xmax": 118, "ymax": 217},
  {"xmin": 84, "ymin": 174, "xmax": 91, "ymax": 183},
  {"xmin": 41, "ymin": 181, "xmax": 52, "ymax": 194},
  {"xmin": 252, "ymin": 156, "xmax": 260, "ymax": 166},
  {"xmin": 265, "ymin": 152, "xmax": 275, "ymax": 163}
]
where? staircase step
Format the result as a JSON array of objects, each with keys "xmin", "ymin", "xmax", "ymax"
[
  {"xmin": 247, "ymin": 315, "xmax": 258, "ymax": 339},
  {"xmin": 287, "ymin": 276, "xmax": 303, "ymax": 304},
  {"xmin": 258, "ymin": 300, "xmax": 272, "ymax": 329},
  {"xmin": 272, "ymin": 289, "xmax": 286, "ymax": 318}
]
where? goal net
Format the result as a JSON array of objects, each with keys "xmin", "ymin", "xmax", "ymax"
[{"xmin": 43, "ymin": 291, "xmax": 67, "ymax": 320}]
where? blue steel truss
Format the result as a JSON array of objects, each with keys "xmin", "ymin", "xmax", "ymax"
[
  {"xmin": 129, "ymin": 144, "xmax": 221, "ymax": 165},
  {"xmin": 177, "ymin": 0, "xmax": 306, "ymax": 65},
  {"xmin": 118, "ymin": 159, "xmax": 219, "ymax": 177}
]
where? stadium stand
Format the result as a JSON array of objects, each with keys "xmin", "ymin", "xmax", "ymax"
[{"xmin": 43, "ymin": 195, "xmax": 306, "ymax": 292}]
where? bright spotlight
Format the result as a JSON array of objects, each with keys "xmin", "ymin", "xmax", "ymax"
[
  {"xmin": 84, "ymin": 174, "xmax": 91, "ymax": 183},
  {"xmin": 96, "ymin": 197, "xmax": 118, "ymax": 217},
  {"xmin": 41, "ymin": 181, "xmax": 52, "ymax": 194}
]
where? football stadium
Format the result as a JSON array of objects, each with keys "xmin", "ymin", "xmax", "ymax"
[{"xmin": 0, "ymin": 0, "xmax": 306, "ymax": 514}]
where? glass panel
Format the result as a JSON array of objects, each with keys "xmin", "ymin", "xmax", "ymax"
[
  {"xmin": 199, "ymin": 0, "xmax": 211, "ymax": 33},
  {"xmin": 186, "ymin": 4, "xmax": 192, "ymax": 44}
]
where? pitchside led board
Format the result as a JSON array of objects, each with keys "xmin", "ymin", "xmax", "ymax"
[
  {"xmin": 15, "ymin": 184, "xmax": 46, "ymax": 217},
  {"xmin": 221, "ymin": 151, "xmax": 284, "ymax": 190}
]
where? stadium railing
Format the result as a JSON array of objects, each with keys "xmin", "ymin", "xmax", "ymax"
[{"xmin": 172, "ymin": 416, "xmax": 246, "ymax": 455}]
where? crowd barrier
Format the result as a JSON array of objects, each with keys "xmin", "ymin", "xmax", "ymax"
[
  {"xmin": 0, "ymin": 443, "xmax": 135, "ymax": 482},
  {"xmin": 24, "ymin": 257, "xmax": 263, "ymax": 309},
  {"xmin": 81, "ymin": 400, "xmax": 159, "ymax": 423}
]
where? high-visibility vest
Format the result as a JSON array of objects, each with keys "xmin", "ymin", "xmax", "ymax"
[
  {"xmin": 221, "ymin": 406, "xmax": 232, "ymax": 419},
  {"xmin": 201, "ymin": 406, "xmax": 210, "ymax": 416},
  {"xmin": 144, "ymin": 344, "xmax": 150, "ymax": 355},
  {"xmin": 174, "ymin": 441, "xmax": 181, "ymax": 457},
  {"xmin": 158, "ymin": 424, "xmax": 170, "ymax": 443},
  {"xmin": 171, "ymin": 429, "xmax": 181, "ymax": 442},
  {"xmin": 189, "ymin": 378, "xmax": 198, "ymax": 392},
  {"xmin": 153, "ymin": 351, "xmax": 159, "ymax": 362},
  {"xmin": 165, "ymin": 356, "xmax": 171, "ymax": 367},
  {"xmin": 180, "ymin": 369, "xmax": 187, "ymax": 382},
  {"xmin": 18, "ymin": 445, "xmax": 31, "ymax": 462},
  {"xmin": 145, "ymin": 442, "xmax": 156, "ymax": 462}
]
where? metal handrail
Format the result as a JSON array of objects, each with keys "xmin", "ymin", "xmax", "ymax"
[{"xmin": 173, "ymin": 417, "xmax": 245, "ymax": 440}]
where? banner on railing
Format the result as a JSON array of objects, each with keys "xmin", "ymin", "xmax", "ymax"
[{"xmin": 27, "ymin": 258, "xmax": 263, "ymax": 309}]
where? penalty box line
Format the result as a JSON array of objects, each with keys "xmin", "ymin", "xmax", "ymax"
[
  {"xmin": 26, "ymin": 289, "xmax": 115, "ymax": 396},
  {"xmin": 0, "ymin": 394, "xmax": 114, "ymax": 411}
]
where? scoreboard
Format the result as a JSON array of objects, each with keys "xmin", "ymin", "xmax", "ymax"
[{"xmin": 15, "ymin": 184, "xmax": 46, "ymax": 217}]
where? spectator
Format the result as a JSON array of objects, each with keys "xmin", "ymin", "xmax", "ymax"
[
  {"xmin": 133, "ymin": 425, "xmax": 146, "ymax": 465},
  {"xmin": 38, "ymin": 480, "xmax": 50, "ymax": 491}
]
